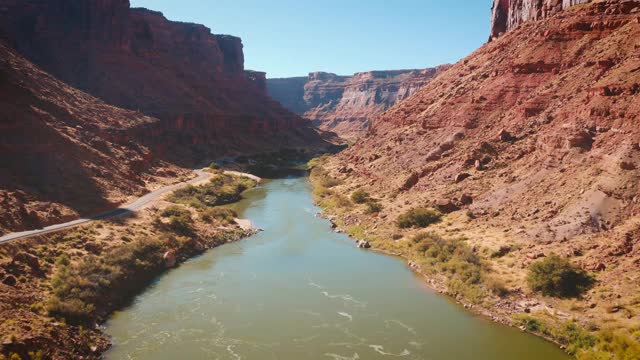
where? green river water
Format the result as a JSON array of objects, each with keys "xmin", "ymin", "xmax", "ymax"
[{"xmin": 105, "ymin": 176, "xmax": 569, "ymax": 360}]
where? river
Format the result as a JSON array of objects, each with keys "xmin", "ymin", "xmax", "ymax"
[{"xmin": 105, "ymin": 176, "xmax": 569, "ymax": 360}]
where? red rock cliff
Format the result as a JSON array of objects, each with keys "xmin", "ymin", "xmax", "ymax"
[
  {"xmin": 0, "ymin": 0, "xmax": 324, "ymax": 163},
  {"xmin": 490, "ymin": 0, "xmax": 593, "ymax": 39},
  {"xmin": 267, "ymin": 67, "xmax": 450, "ymax": 140}
]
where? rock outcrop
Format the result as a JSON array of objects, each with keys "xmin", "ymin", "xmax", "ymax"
[
  {"xmin": 490, "ymin": 0, "xmax": 593, "ymax": 39},
  {"xmin": 0, "ymin": 41, "xmax": 187, "ymax": 234},
  {"xmin": 0, "ymin": 0, "xmax": 326, "ymax": 164},
  {"xmin": 268, "ymin": 67, "xmax": 450, "ymax": 140},
  {"xmin": 321, "ymin": 0, "xmax": 640, "ymax": 303}
]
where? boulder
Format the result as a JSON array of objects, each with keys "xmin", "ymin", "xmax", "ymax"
[
  {"xmin": 454, "ymin": 173, "xmax": 472, "ymax": 183},
  {"xmin": 459, "ymin": 194, "xmax": 474, "ymax": 206},
  {"xmin": 2, "ymin": 275, "xmax": 17, "ymax": 287},
  {"xmin": 585, "ymin": 262, "xmax": 606, "ymax": 272},
  {"xmin": 163, "ymin": 251, "xmax": 176, "ymax": 268},
  {"xmin": 526, "ymin": 252, "xmax": 546, "ymax": 260},
  {"xmin": 400, "ymin": 172, "xmax": 420, "ymax": 191},
  {"xmin": 357, "ymin": 240, "xmax": 371, "ymax": 249},
  {"xmin": 474, "ymin": 159, "xmax": 484, "ymax": 171},
  {"xmin": 435, "ymin": 199, "xmax": 460, "ymax": 213},
  {"xmin": 497, "ymin": 129, "xmax": 514, "ymax": 142},
  {"xmin": 620, "ymin": 161, "xmax": 636, "ymax": 171},
  {"xmin": 12, "ymin": 252, "xmax": 40, "ymax": 271}
]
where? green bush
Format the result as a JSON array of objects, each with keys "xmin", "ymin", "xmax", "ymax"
[
  {"xmin": 527, "ymin": 255, "xmax": 594, "ymax": 298},
  {"xmin": 160, "ymin": 205, "xmax": 193, "ymax": 235},
  {"xmin": 208, "ymin": 162, "xmax": 221, "ymax": 170},
  {"xmin": 576, "ymin": 330, "xmax": 640, "ymax": 360},
  {"xmin": 413, "ymin": 233, "xmax": 484, "ymax": 301},
  {"xmin": 169, "ymin": 174, "xmax": 256, "ymax": 209},
  {"xmin": 364, "ymin": 201, "xmax": 383, "ymax": 214},
  {"xmin": 201, "ymin": 207, "xmax": 237, "ymax": 225},
  {"xmin": 350, "ymin": 189, "xmax": 370, "ymax": 204},
  {"xmin": 397, "ymin": 208, "xmax": 441, "ymax": 228}
]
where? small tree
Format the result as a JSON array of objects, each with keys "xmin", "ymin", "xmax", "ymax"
[{"xmin": 527, "ymin": 255, "xmax": 594, "ymax": 297}]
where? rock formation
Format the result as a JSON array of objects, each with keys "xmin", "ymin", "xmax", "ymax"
[
  {"xmin": 490, "ymin": 0, "xmax": 593, "ymax": 39},
  {"xmin": 0, "ymin": 0, "xmax": 326, "ymax": 164},
  {"xmin": 321, "ymin": 0, "xmax": 640, "ymax": 315},
  {"xmin": 268, "ymin": 67, "xmax": 450, "ymax": 140},
  {"xmin": 0, "ymin": 41, "xmax": 187, "ymax": 234}
]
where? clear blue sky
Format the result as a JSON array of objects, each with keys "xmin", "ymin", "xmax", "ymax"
[{"xmin": 130, "ymin": 0, "xmax": 491, "ymax": 78}]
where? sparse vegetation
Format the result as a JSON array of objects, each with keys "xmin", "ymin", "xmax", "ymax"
[
  {"xmin": 412, "ymin": 232, "xmax": 485, "ymax": 302},
  {"xmin": 364, "ymin": 200, "xmax": 383, "ymax": 214},
  {"xmin": 350, "ymin": 189, "xmax": 370, "ymax": 204},
  {"xmin": 527, "ymin": 254, "xmax": 594, "ymax": 298},
  {"xmin": 200, "ymin": 207, "xmax": 237, "ymax": 225},
  {"xmin": 160, "ymin": 205, "xmax": 193, "ymax": 235},
  {"xmin": 397, "ymin": 208, "xmax": 442, "ymax": 228},
  {"xmin": 168, "ymin": 174, "xmax": 256, "ymax": 209},
  {"xmin": 48, "ymin": 237, "xmax": 164, "ymax": 323}
]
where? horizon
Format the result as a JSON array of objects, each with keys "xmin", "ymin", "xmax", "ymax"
[{"xmin": 130, "ymin": 0, "xmax": 491, "ymax": 78}]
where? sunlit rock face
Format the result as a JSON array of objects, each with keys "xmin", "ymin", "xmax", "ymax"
[
  {"xmin": 267, "ymin": 66, "xmax": 451, "ymax": 140},
  {"xmin": 490, "ymin": 0, "xmax": 593, "ymax": 39}
]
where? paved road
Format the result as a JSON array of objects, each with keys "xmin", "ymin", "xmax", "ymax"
[{"xmin": 0, "ymin": 169, "xmax": 213, "ymax": 244}]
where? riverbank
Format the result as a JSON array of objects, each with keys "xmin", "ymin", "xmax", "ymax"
[
  {"xmin": 0, "ymin": 170, "xmax": 259, "ymax": 359},
  {"xmin": 308, "ymin": 156, "xmax": 640, "ymax": 359}
]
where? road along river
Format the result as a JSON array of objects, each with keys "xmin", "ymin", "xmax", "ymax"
[{"xmin": 105, "ymin": 175, "xmax": 569, "ymax": 360}]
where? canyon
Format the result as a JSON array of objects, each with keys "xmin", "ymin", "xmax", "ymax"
[
  {"xmin": 316, "ymin": 0, "xmax": 640, "ymax": 355},
  {"xmin": 0, "ymin": 0, "xmax": 325, "ymax": 164},
  {"xmin": 268, "ymin": 67, "xmax": 450, "ymax": 140},
  {"xmin": 0, "ymin": 0, "xmax": 330, "ymax": 234}
]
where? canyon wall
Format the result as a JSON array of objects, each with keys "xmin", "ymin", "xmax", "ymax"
[
  {"xmin": 490, "ymin": 0, "xmax": 593, "ymax": 39},
  {"xmin": 267, "ymin": 67, "xmax": 450, "ymax": 140},
  {"xmin": 0, "ymin": 0, "xmax": 325, "ymax": 163},
  {"xmin": 0, "ymin": 41, "xmax": 190, "ymax": 234}
]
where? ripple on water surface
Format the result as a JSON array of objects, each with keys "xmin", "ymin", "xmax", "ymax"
[{"xmin": 105, "ymin": 177, "xmax": 569, "ymax": 360}]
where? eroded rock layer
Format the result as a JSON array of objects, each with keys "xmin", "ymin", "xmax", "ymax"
[
  {"xmin": 0, "ymin": 41, "xmax": 188, "ymax": 234},
  {"xmin": 0, "ymin": 0, "xmax": 324, "ymax": 163},
  {"xmin": 268, "ymin": 67, "xmax": 450, "ymax": 140},
  {"xmin": 490, "ymin": 0, "xmax": 594, "ymax": 39},
  {"xmin": 322, "ymin": 0, "xmax": 640, "ymax": 310}
]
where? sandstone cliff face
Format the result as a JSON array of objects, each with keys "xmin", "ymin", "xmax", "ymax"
[
  {"xmin": 0, "ymin": 41, "xmax": 188, "ymax": 234},
  {"xmin": 0, "ymin": 0, "xmax": 324, "ymax": 163},
  {"xmin": 267, "ymin": 67, "xmax": 450, "ymax": 140},
  {"xmin": 322, "ymin": 0, "xmax": 640, "ymax": 313},
  {"xmin": 491, "ymin": 0, "xmax": 593, "ymax": 39}
]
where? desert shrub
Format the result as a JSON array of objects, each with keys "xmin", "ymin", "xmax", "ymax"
[
  {"xmin": 169, "ymin": 174, "xmax": 255, "ymax": 209},
  {"xmin": 160, "ymin": 205, "xmax": 193, "ymax": 235},
  {"xmin": 490, "ymin": 245, "xmax": 512, "ymax": 258},
  {"xmin": 414, "ymin": 232, "xmax": 484, "ymax": 301},
  {"xmin": 396, "ymin": 208, "xmax": 441, "ymax": 228},
  {"xmin": 364, "ymin": 200, "xmax": 383, "ymax": 214},
  {"xmin": 48, "ymin": 237, "xmax": 163, "ymax": 324},
  {"xmin": 485, "ymin": 276, "xmax": 510, "ymax": 297},
  {"xmin": 575, "ymin": 331, "xmax": 640, "ymax": 360},
  {"xmin": 201, "ymin": 207, "xmax": 237, "ymax": 225},
  {"xmin": 310, "ymin": 166, "xmax": 342, "ymax": 188},
  {"xmin": 527, "ymin": 255, "xmax": 594, "ymax": 297},
  {"xmin": 208, "ymin": 162, "xmax": 221, "ymax": 170},
  {"xmin": 350, "ymin": 189, "xmax": 370, "ymax": 204}
]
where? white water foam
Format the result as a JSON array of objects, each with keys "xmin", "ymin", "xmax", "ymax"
[
  {"xmin": 369, "ymin": 345, "xmax": 411, "ymax": 357},
  {"xmin": 321, "ymin": 291, "xmax": 366, "ymax": 307},
  {"xmin": 325, "ymin": 353, "xmax": 360, "ymax": 360},
  {"xmin": 338, "ymin": 312, "xmax": 353, "ymax": 322},
  {"xmin": 385, "ymin": 319, "xmax": 417, "ymax": 336}
]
